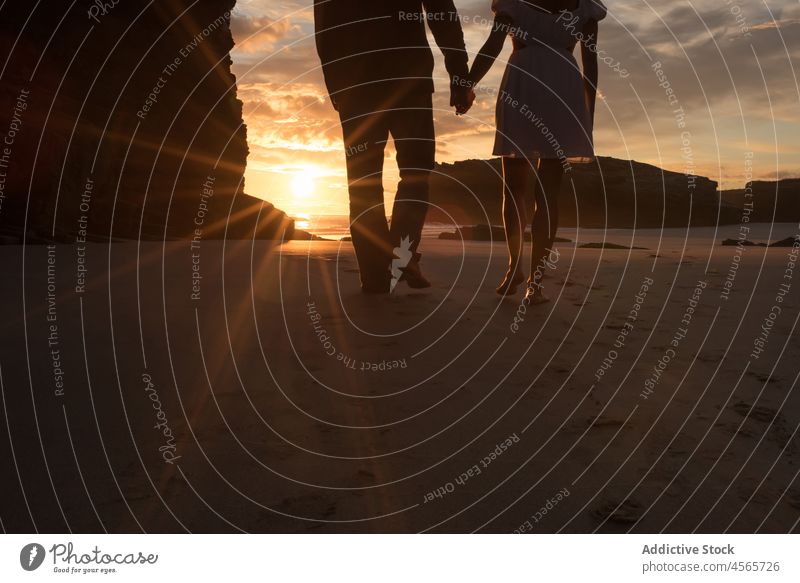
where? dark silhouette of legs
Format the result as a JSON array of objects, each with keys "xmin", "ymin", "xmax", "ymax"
[
  {"xmin": 338, "ymin": 93, "xmax": 437, "ymax": 292},
  {"xmin": 388, "ymin": 93, "xmax": 435, "ymax": 255},
  {"xmin": 528, "ymin": 158, "xmax": 564, "ymax": 298},
  {"xmin": 387, "ymin": 93, "xmax": 435, "ymax": 289},
  {"xmin": 338, "ymin": 105, "xmax": 392, "ymax": 291},
  {"xmin": 497, "ymin": 156, "xmax": 530, "ymax": 295}
]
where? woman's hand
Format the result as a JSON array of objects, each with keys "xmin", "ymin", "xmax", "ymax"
[
  {"xmin": 455, "ymin": 87, "xmax": 476, "ymax": 115},
  {"xmin": 463, "ymin": 13, "xmax": 510, "ymax": 112}
]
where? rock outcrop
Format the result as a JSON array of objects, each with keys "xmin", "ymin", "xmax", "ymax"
[
  {"xmin": 0, "ymin": 0, "xmax": 292, "ymax": 243},
  {"xmin": 428, "ymin": 157, "xmax": 739, "ymax": 228},
  {"xmin": 721, "ymin": 179, "xmax": 800, "ymax": 223}
]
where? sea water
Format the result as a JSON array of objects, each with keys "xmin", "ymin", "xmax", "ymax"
[{"xmin": 296, "ymin": 215, "xmax": 800, "ymax": 247}]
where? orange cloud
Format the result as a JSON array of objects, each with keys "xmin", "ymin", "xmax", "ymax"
[
  {"xmin": 230, "ymin": 15, "xmax": 296, "ymax": 53},
  {"xmin": 238, "ymin": 82, "xmax": 341, "ymax": 158}
]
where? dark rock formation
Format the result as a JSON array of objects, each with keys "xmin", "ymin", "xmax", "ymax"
[
  {"xmin": 721, "ymin": 179, "xmax": 800, "ymax": 223},
  {"xmin": 721, "ymin": 239, "xmax": 765, "ymax": 247},
  {"xmin": 721, "ymin": 236, "xmax": 800, "ymax": 247},
  {"xmin": 770, "ymin": 236, "xmax": 800, "ymax": 248},
  {"xmin": 291, "ymin": 229, "xmax": 331, "ymax": 241},
  {"xmin": 0, "ymin": 0, "xmax": 292, "ymax": 243},
  {"xmin": 429, "ymin": 157, "xmax": 738, "ymax": 228}
]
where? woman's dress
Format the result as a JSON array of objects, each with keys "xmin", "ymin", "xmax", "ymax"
[{"xmin": 491, "ymin": 0, "xmax": 607, "ymax": 161}]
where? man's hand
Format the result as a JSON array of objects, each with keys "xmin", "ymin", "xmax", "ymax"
[{"xmin": 451, "ymin": 85, "xmax": 475, "ymax": 116}]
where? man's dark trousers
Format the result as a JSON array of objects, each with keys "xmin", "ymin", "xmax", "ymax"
[{"xmin": 338, "ymin": 92, "xmax": 435, "ymax": 288}]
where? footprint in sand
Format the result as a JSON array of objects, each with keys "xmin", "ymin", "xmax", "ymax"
[
  {"xmin": 728, "ymin": 402, "xmax": 797, "ymax": 451},
  {"xmin": 593, "ymin": 499, "xmax": 642, "ymax": 525},
  {"xmin": 559, "ymin": 279, "xmax": 604, "ymax": 291},
  {"xmin": 784, "ymin": 490, "xmax": 800, "ymax": 510},
  {"xmin": 563, "ymin": 414, "xmax": 626, "ymax": 434},
  {"xmin": 746, "ymin": 371, "xmax": 779, "ymax": 384},
  {"xmin": 587, "ymin": 415, "xmax": 631, "ymax": 429},
  {"xmin": 735, "ymin": 427, "xmax": 760, "ymax": 438},
  {"xmin": 277, "ymin": 494, "xmax": 338, "ymax": 519},
  {"xmin": 666, "ymin": 435, "xmax": 696, "ymax": 456},
  {"xmin": 736, "ymin": 480, "xmax": 774, "ymax": 505},
  {"xmin": 731, "ymin": 401, "xmax": 778, "ymax": 423}
]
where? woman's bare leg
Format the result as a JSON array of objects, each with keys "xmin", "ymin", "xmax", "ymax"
[
  {"xmin": 527, "ymin": 158, "xmax": 564, "ymax": 299},
  {"xmin": 497, "ymin": 156, "xmax": 531, "ymax": 295}
]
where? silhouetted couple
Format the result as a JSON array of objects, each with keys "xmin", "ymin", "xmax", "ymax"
[{"xmin": 315, "ymin": 0, "xmax": 606, "ymax": 299}]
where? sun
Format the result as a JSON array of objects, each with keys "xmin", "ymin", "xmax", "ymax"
[{"xmin": 291, "ymin": 173, "xmax": 315, "ymax": 199}]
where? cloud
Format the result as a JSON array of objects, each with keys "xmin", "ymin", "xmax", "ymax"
[
  {"xmin": 751, "ymin": 18, "xmax": 800, "ymax": 31},
  {"xmin": 238, "ymin": 82, "xmax": 341, "ymax": 153},
  {"xmin": 230, "ymin": 14, "xmax": 298, "ymax": 52}
]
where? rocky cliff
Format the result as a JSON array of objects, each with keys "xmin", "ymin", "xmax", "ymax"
[
  {"xmin": 429, "ymin": 157, "xmax": 739, "ymax": 228},
  {"xmin": 721, "ymin": 179, "xmax": 800, "ymax": 223},
  {"xmin": 0, "ymin": 0, "xmax": 292, "ymax": 243}
]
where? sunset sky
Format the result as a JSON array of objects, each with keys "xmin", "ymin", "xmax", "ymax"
[{"xmin": 229, "ymin": 0, "xmax": 800, "ymax": 218}]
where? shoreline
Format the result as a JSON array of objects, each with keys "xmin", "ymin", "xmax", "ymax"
[{"xmin": 298, "ymin": 220, "xmax": 800, "ymax": 245}]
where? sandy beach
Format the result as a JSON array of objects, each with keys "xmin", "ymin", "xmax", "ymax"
[{"xmin": 2, "ymin": 223, "xmax": 799, "ymax": 533}]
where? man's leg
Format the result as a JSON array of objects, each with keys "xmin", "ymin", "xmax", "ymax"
[
  {"xmin": 339, "ymin": 105, "xmax": 391, "ymax": 291},
  {"xmin": 388, "ymin": 92, "xmax": 435, "ymax": 254}
]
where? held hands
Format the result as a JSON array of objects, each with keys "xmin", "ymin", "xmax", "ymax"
[
  {"xmin": 458, "ymin": 88, "xmax": 476, "ymax": 116},
  {"xmin": 450, "ymin": 85, "xmax": 476, "ymax": 116}
]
